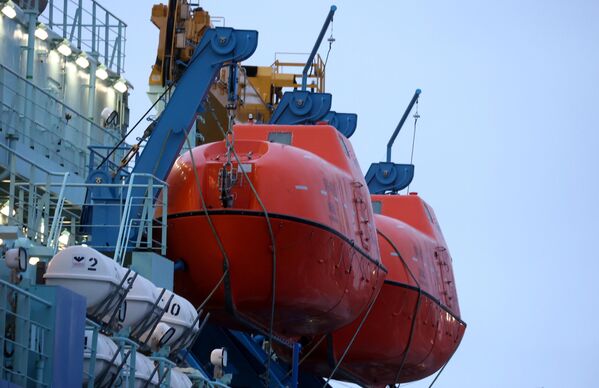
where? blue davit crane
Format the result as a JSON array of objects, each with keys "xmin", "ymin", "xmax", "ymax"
[{"xmin": 84, "ymin": 27, "xmax": 258, "ymax": 249}]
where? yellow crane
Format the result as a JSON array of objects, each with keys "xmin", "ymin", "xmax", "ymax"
[{"xmin": 148, "ymin": 0, "xmax": 326, "ymax": 144}]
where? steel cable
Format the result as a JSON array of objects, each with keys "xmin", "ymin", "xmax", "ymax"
[
  {"xmin": 97, "ymin": 80, "xmax": 175, "ymax": 172},
  {"xmin": 208, "ymin": 102, "xmax": 278, "ymax": 388},
  {"xmin": 376, "ymin": 228, "xmax": 423, "ymax": 385},
  {"xmin": 406, "ymin": 101, "xmax": 420, "ymax": 194},
  {"xmin": 322, "ymin": 277, "xmax": 382, "ymax": 388},
  {"xmin": 183, "ymin": 134, "xmax": 231, "ymax": 312}
]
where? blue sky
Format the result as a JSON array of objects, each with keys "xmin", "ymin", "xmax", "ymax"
[{"xmin": 100, "ymin": 1, "xmax": 599, "ymax": 386}]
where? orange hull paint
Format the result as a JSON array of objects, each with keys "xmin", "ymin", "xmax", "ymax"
[
  {"xmin": 299, "ymin": 195, "xmax": 466, "ymax": 385},
  {"xmin": 165, "ymin": 124, "xmax": 386, "ymax": 337}
]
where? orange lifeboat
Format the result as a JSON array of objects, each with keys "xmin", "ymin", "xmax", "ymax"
[
  {"xmin": 300, "ymin": 194, "xmax": 466, "ymax": 386},
  {"xmin": 164, "ymin": 123, "xmax": 386, "ymax": 338}
]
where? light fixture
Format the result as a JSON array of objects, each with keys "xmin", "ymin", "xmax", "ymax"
[
  {"xmin": 95, "ymin": 64, "xmax": 108, "ymax": 80},
  {"xmin": 113, "ymin": 78, "xmax": 128, "ymax": 93},
  {"xmin": 58, "ymin": 230, "xmax": 70, "ymax": 246},
  {"xmin": 0, "ymin": 202, "xmax": 13, "ymax": 217},
  {"xmin": 75, "ymin": 53, "xmax": 89, "ymax": 69},
  {"xmin": 56, "ymin": 39, "xmax": 72, "ymax": 57},
  {"xmin": 28, "ymin": 256, "xmax": 40, "ymax": 265},
  {"xmin": 1, "ymin": 1, "xmax": 16, "ymax": 19},
  {"xmin": 34, "ymin": 23, "xmax": 48, "ymax": 40}
]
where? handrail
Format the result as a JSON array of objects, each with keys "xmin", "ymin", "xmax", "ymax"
[
  {"xmin": 114, "ymin": 175, "xmax": 137, "ymax": 264},
  {"xmin": 47, "ymin": 172, "xmax": 70, "ymax": 251},
  {"xmin": 0, "ymin": 142, "xmax": 168, "ymax": 253},
  {"xmin": 0, "ymin": 279, "xmax": 53, "ymax": 306},
  {"xmin": 39, "ymin": 0, "xmax": 127, "ymax": 73},
  {"xmin": 114, "ymin": 173, "xmax": 168, "ymax": 264}
]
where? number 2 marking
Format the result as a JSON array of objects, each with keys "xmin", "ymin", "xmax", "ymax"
[{"xmin": 88, "ymin": 257, "xmax": 98, "ymax": 271}]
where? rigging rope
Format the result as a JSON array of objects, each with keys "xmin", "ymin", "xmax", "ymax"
[
  {"xmin": 97, "ymin": 81, "xmax": 175, "ymax": 172},
  {"xmin": 208, "ymin": 99, "xmax": 278, "ymax": 388},
  {"xmin": 322, "ymin": 250, "xmax": 385, "ymax": 387},
  {"xmin": 183, "ymin": 134, "xmax": 231, "ymax": 313},
  {"xmin": 406, "ymin": 100, "xmax": 420, "ymax": 194},
  {"xmin": 176, "ymin": 124, "xmax": 234, "ymax": 370},
  {"xmin": 282, "ymin": 334, "xmax": 328, "ymax": 380},
  {"xmin": 98, "ymin": 42, "xmax": 210, "ymax": 174},
  {"xmin": 376, "ymin": 229, "xmax": 423, "ymax": 386},
  {"xmin": 323, "ymin": 19, "xmax": 335, "ymax": 71},
  {"xmin": 322, "ymin": 279, "xmax": 382, "ymax": 388},
  {"xmin": 427, "ymin": 342, "xmax": 461, "ymax": 388}
]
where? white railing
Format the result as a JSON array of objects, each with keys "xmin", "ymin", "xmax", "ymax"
[
  {"xmin": 39, "ymin": 0, "xmax": 127, "ymax": 74},
  {"xmin": 0, "ymin": 143, "xmax": 168, "ymax": 255},
  {"xmin": 114, "ymin": 173, "xmax": 169, "ymax": 264}
]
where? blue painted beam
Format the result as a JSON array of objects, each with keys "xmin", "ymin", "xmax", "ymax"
[
  {"xmin": 301, "ymin": 5, "xmax": 337, "ymax": 90},
  {"xmin": 386, "ymin": 89, "xmax": 421, "ymax": 162},
  {"xmin": 86, "ymin": 27, "xmax": 259, "ymax": 249}
]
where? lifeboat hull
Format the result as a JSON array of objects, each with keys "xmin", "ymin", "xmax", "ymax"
[
  {"xmin": 165, "ymin": 124, "xmax": 385, "ymax": 338},
  {"xmin": 168, "ymin": 211, "xmax": 383, "ymax": 336},
  {"xmin": 304, "ymin": 281, "xmax": 466, "ymax": 385},
  {"xmin": 298, "ymin": 195, "xmax": 465, "ymax": 385}
]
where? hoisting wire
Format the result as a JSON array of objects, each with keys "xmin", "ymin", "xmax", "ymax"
[
  {"xmin": 176, "ymin": 134, "xmax": 232, "ymax": 366},
  {"xmin": 406, "ymin": 100, "xmax": 420, "ymax": 193},
  {"xmin": 323, "ymin": 260, "xmax": 384, "ymax": 387},
  {"xmin": 409, "ymin": 100, "xmax": 420, "ymax": 165},
  {"xmin": 376, "ymin": 229, "xmax": 423, "ymax": 385},
  {"xmin": 97, "ymin": 81, "xmax": 175, "ymax": 173},
  {"xmin": 208, "ymin": 99, "xmax": 278, "ymax": 388},
  {"xmin": 183, "ymin": 133, "xmax": 231, "ymax": 313},
  {"xmin": 98, "ymin": 41, "xmax": 210, "ymax": 174},
  {"xmin": 281, "ymin": 334, "xmax": 328, "ymax": 380},
  {"xmin": 323, "ymin": 18, "xmax": 335, "ymax": 71},
  {"xmin": 427, "ymin": 342, "xmax": 461, "ymax": 388}
]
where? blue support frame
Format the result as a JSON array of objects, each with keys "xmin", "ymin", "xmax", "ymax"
[
  {"xmin": 188, "ymin": 323, "xmax": 327, "ymax": 387},
  {"xmin": 269, "ymin": 91, "xmax": 358, "ymax": 138},
  {"xmin": 365, "ymin": 89, "xmax": 421, "ymax": 194},
  {"xmin": 386, "ymin": 89, "xmax": 421, "ymax": 162},
  {"xmin": 322, "ymin": 111, "xmax": 358, "ymax": 138},
  {"xmin": 365, "ymin": 162, "xmax": 415, "ymax": 194},
  {"xmin": 85, "ymin": 27, "xmax": 259, "ymax": 249},
  {"xmin": 269, "ymin": 91, "xmax": 332, "ymax": 125},
  {"xmin": 301, "ymin": 5, "xmax": 337, "ymax": 90}
]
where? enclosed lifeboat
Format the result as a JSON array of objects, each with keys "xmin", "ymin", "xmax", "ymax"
[
  {"xmin": 299, "ymin": 193, "xmax": 466, "ymax": 386},
  {"xmin": 164, "ymin": 123, "xmax": 386, "ymax": 337}
]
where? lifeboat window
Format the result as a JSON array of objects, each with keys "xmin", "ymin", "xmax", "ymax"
[
  {"xmin": 372, "ymin": 201, "xmax": 382, "ymax": 214},
  {"xmin": 268, "ymin": 132, "xmax": 292, "ymax": 145}
]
